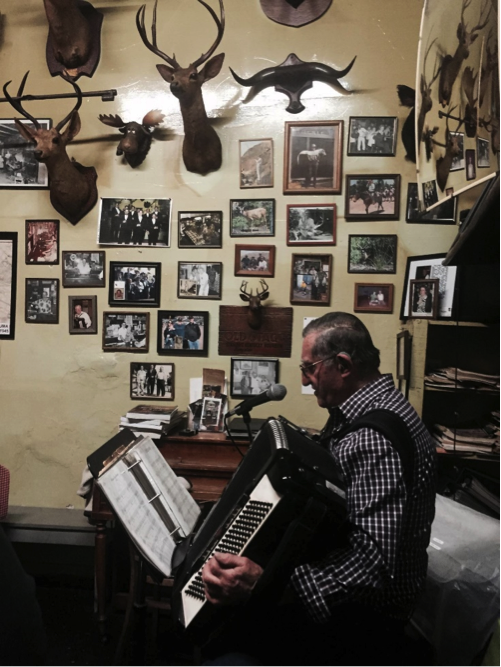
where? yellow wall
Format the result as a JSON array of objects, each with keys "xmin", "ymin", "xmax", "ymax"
[{"xmin": 0, "ymin": 0, "xmax": 465, "ymax": 507}]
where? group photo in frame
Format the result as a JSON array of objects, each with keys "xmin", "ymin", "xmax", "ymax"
[
  {"xmin": 286, "ymin": 203, "xmax": 336, "ymax": 246},
  {"xmin": 178, "ymin": 211, "xmax": 222, "ymax": 248},
  {"xmin": 25, "ymin": 278, "xmax": 59, "ymax": 324},
  {"xmin": 178, "ymin": 262, "xmax": 222, "ymax": 299},
  {"xmin": 353, "ymin": 283, "xmax": 394, "ymax": 313},
  {"xmin": 0, "ymin": 119, "xmax": 51, "ymax": 188},
  {"xmin": 230, "ymin": 358, "xmax": 279, "ymax": 397},
  {"xmin": 283, "ymin": 120, "xmax": 343, "ymax": 194},
  {"xmin": 68, "ymin": 296, "xmax": 97, "ymax": 334},
  {"xmin": 290, "ymin": 254, "xmax": 332, "ymax": 305},
  {"xmin": 96, "ymin": 197, "xmax": 172, "ymax": 247},
  {"xmin": 230, "ymin": 199, "xmax": 275, "ymax": 237},
  {"xmin": 108, "ymin": 262, "xmax": 161, "ymax": 307},
  {"xmin": 234, "ymin": 245, "xmax": 275, "ymax": 277},
  {"xmin": 400, "ymin": 253, "xmax": 457, "ymax": 320},
  {"xmin": 345, "ymin": 175, "xmax": 400, "ymax": 220},
  {"xmin": 62, "ymin": 251, "xmax": 106, "ymax": 288},
  {"xmin": 103, "ymin": 311, "xmax": 149, "ymax": 352},
  {"xmin": 348, "ymin": 235, "xmax": 397, "ymax": 274},
  {"xmin": 0, "ymin": 231, "xmax": 17, "ymax": 339},
  {"xmin": 25, "ymin": 220, "xmax": 59, "ymax": 264},
  {"xmin": 405, "ymin": 183, "xmax": 456, "ymax": 224},
  {"xmin": 239, "ymin": 139, "xmax": 273, "ymax": 188},
  {"xmin": 409, "ymin": 279, "xmax": 440, "ymax": 319},
  {"xmin": 347, "ymin": 116, "xmax": 397, "ymax": 156},
  {"xmin": 130, "ymin": 362, "xmax": 174, "ymax": 400},
  {"xmin": 157, "ymin": 311, "xmax": 208, "ymax": 357}
]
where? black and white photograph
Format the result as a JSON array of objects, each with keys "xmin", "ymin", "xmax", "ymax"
[
  {"xmin": 239, "ymin": 138, "xmax": 273, "ymax": 188},
  {"xmin": 25, "ymin": 278, "xmax": 59, "ymax": 324},
  {"xmin": 405, "ymin": 183, "xmax": 456, "ymax": 224},
  {"xmin": 345, "ymin": 175, "xmax": 400, "ymax": 220},
  {"xmin": 234, "ymin": 245, "xmax": 275, "ymax": 277},
  {"xmin": 347, "ymin": 117, "xmax": 397, "ymax": 156},
  {"xmin": 290, "ymin": 254, "xmax": 332, "ymax": 305},
  {"xmin": 178, "ymin": 262, "xmax": 222, "ymax": 299},
  {"xmin": 108, "ymin": 262, "xmax": 161, "ymax": 307},
  {"xmin": 477, "ymin": 138, "xmax": 490, "ymax": 168},
  {"xmin": 230, "ymin": 199, "xmax": 275, "ymax": 237},
  {"xmin": 449, "ymin": 131, "xmax": 465, "ymax": 171},
  {"xmin": 178, "ymin": 211, "xmax": 222, "ymax": 248},
  {"xmin": 62, "ymin": 251, "xmax": 106, "ymax": 288},
  {"xmin": 400, "ymin": 253, "xmax": 457, "ymax": 320},
  {"xmin": 25, "ymin": 220, "xmax": 59, "ymax": 264},
  {"xmin": 465, "ymin": 149, "xmax": 476, "ymax": 180},
  {"xmin": 230, "ymin": 358, "xmax": 279, "ymax": 397},
  {"xmin": 130, "ymin": 363, "xmax": 174, "ymax": 400},
  {"xmin": 157, "ymin": 311, "xmax": 208, "ymax": 357},
  {"xmin": 68, "ymin": 296, "xmax": 97, "ymax": 334},
  {"xmin": 409, "ymin": 279, "xmax": 439, "ymax": 319},
  {"xmin": 348, "ymin": 235, "xmax": 397, "ymax": 274},
  {"xmin": 200, "ymin": 396, "xmax": 223, "ymax": 431},
  {"xmin": 0, "ymin": 232, "xmax": 17, "ymax": 339},
  {"xmin": 97, "ymin": 197, "xmax": 172, "ymax": 247},
  {"xmin": 0, "ymin": 119, "xmax": 51, "ymax": 188},
  {"xmin": 286, "ymin": 204, "xmax": 336, "ymax": 245},
  {"xmin": 422, "ymin": 179, "xmax": 439, "ymax": 208},
  {"xmin": 102, "ymin": 312, "xmax": 149, "ymax": 352}
]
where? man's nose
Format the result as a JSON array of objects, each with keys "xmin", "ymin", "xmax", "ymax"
[{"xmin": 301, "ymin": 372, "xmax": 311, "ymax": 387}]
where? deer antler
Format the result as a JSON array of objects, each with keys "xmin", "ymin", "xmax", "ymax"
[
  {"xmin": 191, "ymin": 0, "xmax": 225, "ymax": 69},
  {"xmin": 55, "ymin": 74, "xmax": 82, "ymax": 131},
  {"xmin": 240, "ymin": 280, "xmax": 252, "ymax": 298},
  {"xmin": 136, "ymin": 0, "xmax": 180, "ymax": 69},
  {"xmin": 257, "ymin": 279, "xmax": 269, "ymax": 300},
  {"xmin": 2, "ymin": 72, "xmax": 41, "ymax": 129},
  {"xmin": 469, "ymin": 0, "xmax": 491, "ymax": 33}
]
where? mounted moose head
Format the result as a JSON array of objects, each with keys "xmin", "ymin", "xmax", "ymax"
[
  {"xmin": 98, "ymin": 111, "xmax": 165, "ymax": 168},
  {"xmin": 136, "ymin": 0, "xmax": 225, "ymax": 175},
  {"xmin": 240, "ymin": 280, "xmax": 269, "ymax": 330},
  {"xmin": 3, "ymin": 72, "xmax": 98, "ymax": 225}
]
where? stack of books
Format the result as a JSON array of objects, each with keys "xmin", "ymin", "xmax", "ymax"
[
  {"xmin": 120, "ymin": 404, "xmax": 186, "ymax": 440},
  {"xmin": 425, "ymin": 367, "xmax": 500, "ymax": 391},
  {"xmin": 432, "ymin": 422, "xmax": 500, "ymax": 456}
]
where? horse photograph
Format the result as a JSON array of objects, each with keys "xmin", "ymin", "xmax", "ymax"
[{"xmin": 345, "ymin": 175, "xmax": 400, "ymax": 220}]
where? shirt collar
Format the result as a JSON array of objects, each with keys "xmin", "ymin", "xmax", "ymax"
[{"xmin": 328, "ymin": 374, "xmax": 395, "ymax": 430}]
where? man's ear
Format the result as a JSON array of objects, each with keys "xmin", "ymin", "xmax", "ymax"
[{"xmin": 336, "ymin": 353, "xmax": 353, "ymax": 376}]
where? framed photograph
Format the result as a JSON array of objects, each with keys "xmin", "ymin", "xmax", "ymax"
[
  {"xmin": 477, "ymin": 138, "xmax": 490, "ymax": 167},
  {"xmin": 348, "ymin": 235, "xmax": 397, "ymax": 274},
  {"xmin": 465, "ymin": 149, "xmax": 476, "ymax": 180},
  {"xmin": 0, "ymin": 231, "xmax": 18, "ymax": 339},
  {"xmin": 449, "ymin": 132, "xmax": 465, "ymax": 171},
  {"xmin": 62, "ymin": 251, "xmax": 106, "ymax": 288},
  {"xmin": 178, "ymin": 211, "xmax": 222, "ymax": 248},
  {"xmin": 108, "ymin": 262, "xmax": 161, "ymax": 307},
  {"xmin": 400, "ymin": 253, "xmax": 457, "ymax": 320},
  {"xmin": 396, "ymin": 330, "xmax": 412, "ymax": 399},
  {"xmin": 283, "ymin": 120, "xmax": 343, "ymax": 194},
  {"xmin": 68, "ymin": 295, "xmax": 97, "ymax": 334},
  {"xmin": 200, "ymin": 396, "xmax": 223, "ymax": 431},
  {"xmin": 103, "ymin": 311, "xmax": 149, "ymax": 352},
  {"xmin": 230, "ymin": 199, "xmax": 275, "ymax": 237},
  {"xmin": 239, "ymin": 139, "xmax": 273, "ymax": 188},
  {"xmin": 157, "ymin": 311, "xmax": 208, "ymax": 357},
  {"xmin": 0, "ymin": 119, "xmax": 51, "ymax": 188},
  {"xmin": 25, "ymin": 278, "xmax": 59, "ymax": 324},
  {"xmin": 178, "ymin": 262, "xmax": 222, "ymax": 299},
  {"xmin": 347, "ymin": 117, "xmax": 397, "ymax": 156},
  {"xmin": 345, "ymin": 175, "xmax": 400, "ymax": 220},
  {"xmin": 130, "ymin": 362, "xmax": 174, "ymax": 400},
  {"xmin": 230, "ymin": 358, "xmax": 279, "ymax": 397},
  {"xmin": 286, "ymin": 204, "xmax": 336, "ymax": 246},
  {"xmin": 405, "ymin": 183, "xmax": 456, "ymax": 224},
  {"xmin": 409, "ymin": 279, "xmax": 440, "ymax": 319},
  {"xmin": 290, "ymin": 253, "xmax": 332, "ymax": 305},
  {"xmin": 234, "ymin": 245, "xmax": 275, "ymax": 277},
  {"xmin": 96, "ymin": 197, "xmax": 172, "ymax": 247},
  {"xmin": 353, "ymin": 283, "xmax": 394, "ymax": 313},
  {"xmin": 25, "ymin": 220, "xmax": 59, "ymax": 264},
  {"xmin": 422, "ymin": 179, "xmax": 439, "ymax": 209}
]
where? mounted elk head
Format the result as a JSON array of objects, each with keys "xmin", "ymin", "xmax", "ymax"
[
  {"xmin": 432, "ymin": 108, "xmax": 463, "ymax": 192},
  {"xmin": 3, "ymin": 72, "xmax": 98, "ymax": 225},
  {"xmin": 98, "ymin": 110, "xmax": 165, "ymax": 168},
  {"xmin": 136, "ymin": 0, "xmax": 225, "ymax": 175},
  {"xmin": 239, "ymin": 280, "xmax": 269, "ymax": 330}
]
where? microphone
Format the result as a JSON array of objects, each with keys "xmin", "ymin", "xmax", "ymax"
[{"xmin": 227, "ymin": 384, "xmax": 287, "ymax": 417}]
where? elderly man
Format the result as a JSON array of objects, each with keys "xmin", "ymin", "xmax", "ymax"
[{"xmin": 201, "ymin": 312, "xmax": 436, "ymax": 666}]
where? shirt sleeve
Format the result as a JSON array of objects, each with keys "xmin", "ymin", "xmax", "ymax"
[{"xmin": 290, "ymin": 428, "xmax": 407, "ymax": 622}]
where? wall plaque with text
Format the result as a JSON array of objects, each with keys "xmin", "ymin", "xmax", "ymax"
[{"xmin": 218, "ymin": 306, "xmax": 293, "ymax": 357}]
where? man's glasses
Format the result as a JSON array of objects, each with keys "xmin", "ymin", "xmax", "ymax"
[{"xmin": 299, "ymin": 355, "xmax": 336, "ymax": 376}]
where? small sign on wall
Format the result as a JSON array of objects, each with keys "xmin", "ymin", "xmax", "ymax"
[{"xmin": 219, "ymin": 306, "xmax": 293, "ymax": 358}]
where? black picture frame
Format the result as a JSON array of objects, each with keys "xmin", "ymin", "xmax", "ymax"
[
  {"xmin": 25, "ymin": 278, "xmax": 59, "ymax": 324},
  {"xmin": 177, "ymin": 262, "xmax": 222, "ymax": 300},
  {"xmin": 405, "ymin": 183, "xmax": 456, "ymax": 224},
  {"xmin": 347, "ymin": 116, "xmax": 397, "ymax": 156},
  {"xmin": 130, "ymin": 362, "xmax": 175, "ymax": 400},
  {"xmin": 0, "ymin": 231, "xmax": 18, "ymax": 339},
  {"xmin": 230, "ymin": 199, "xmax": 276, "ymax": 237},
  {"xmin": 465, "ymin": 149, "xmax": 476, "ymax": 180},
  {"xmin": 102, "ymin": 311, "xmax": 149, "ymax": 352},
  {"xmin": 347, "ymin": 235, "xmax": 397, "ymax": 274},
  {"xmin": 68, "ymin": 295, "xmax": 98, "ymax": 334},
  {"xmin": 477, "ymin": 138, "xmax": 490, "ymax": 167},
  {"xmin": 108, "ymin": 262, "xmax": 161, "ymax": 308},
  {"xmin": 157, "ymin": 310, "xmax": 209, "ymax": 357},
  {"xmin": 62, "ymin": 251, "xmax": 106, "ymax": 288},
  {"xmin": 230, "ymin": 358, "xmax": 279, "ymax": 397},
  {"xmin": 449, "ymin": 132, "xmax": 465, "ymax": 171},
  {"xmin": 0, "ymin": 119, "xmax": 51, "ymax": 189},
  {"xmin": 96, "ymin": 197, "xmax": 172, "ymax": 247},
  {"xmin": 400, "ymin": 253, "xmax": 458, "ymax": 320},
  {"xmin": 178, "ymin": 211, "xmax": 223, "ymax": 248},
  {"xmin": 25, "ymin": 220, "xmax": 59, "ymax": 265},
  {"xmin": 345, "ymin": 174, "xmax": 400, "ymax": 220}
]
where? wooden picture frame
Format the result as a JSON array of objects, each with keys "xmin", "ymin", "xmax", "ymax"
[
  {"xmin": 230, "ymin": 199, "xmax": 275, "ymax": 237},
  {"xmin": 234, "ymin": 245, "xmax": 275, "ymax": 277},
  {"xmin": 0, "ymin": 231, "xmax": 18, "ymax": 339},
  {"xmin": 108, "ymin": 261, "xmax": 161, "ymax": 308},
  {"xmin": 405, "ymin": 183, "xmax": 456, "ymax": 224},
  {"xmin": 102, "ymin": 311, "xmax": 149, "ymax": 352},
  {"xmin": 400, "ymin": 253, "xmax": 457, "ymax": 320},
  {"xmin": 25, "ymin": 220, "xmax": 59, "ymax": 265},
  {"xmin": 353, "ymin": 283, "xmax": 394, "ymax": 313},
  {"xmin": 178, "ymin": 262, "xmax": 222, "ymax": 300},
  {"xmin": 348, "ymin": 235, "xmax": 397, "ymax": 274},
  {"xmin": 157, "ymin": 310, "xmax": 208, "ymax": 357},
  {"xmin": 130, "ymin": 362, "xmax": 175, "ymax": 400},
  {"xmin": 409, "ymin": 279, "xmax": 440, "ymax": 319},
  {"xmin": 345, "ymin": 174, "xmax": 400, "ymax": 220},
  {"xmin": 286, "ymin": 203, "xmax": 336, "ymax": 246},
  {"xmin": 25, "ymin": 278, "xmax": 59, "ymax": 324},
  {"xmin": 0, "ymin": 119, "xmax": 51, "ymax": 189},
  {"xmin": 239, "ymin": 139, "xmax": 273, "ymax": 188},
  {"xmin": 96, "ymin": 197, "xmax": 172, "ymax": 247},
  {"xmin": 178, "ymin": 211, "xmax": 223, "ymax": 248},
  {"xmin": 68, "ymin": 295, "xmax": 97, "ymax": 334},
  {"xmin": 230, "ymin": 357, "xmax": 279, "ymax": 397},
  {"xmin": 347, "ymin": 116, "xmax": 397, "ymax": 156},
  {"xmin": 62, "ymin": 251, "xmax": 106, "ymax": 288},
  {"xmin": 290, "ymin": 253, "xmax": 332, "ymax": 305}
]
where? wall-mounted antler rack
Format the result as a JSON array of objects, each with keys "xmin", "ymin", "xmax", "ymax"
[{"xmin": 0, "ymin": 89, "xmax": 117, "ymax": 105}]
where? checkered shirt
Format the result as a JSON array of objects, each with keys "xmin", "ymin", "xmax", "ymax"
[{"xmin": 290, "ymin": 374, "xmax": 436, "ymax": 623}]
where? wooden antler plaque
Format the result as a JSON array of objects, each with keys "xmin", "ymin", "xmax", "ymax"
[{"xmin": 219, "ymin": 306, "xmax": 293, "ymax": 357}]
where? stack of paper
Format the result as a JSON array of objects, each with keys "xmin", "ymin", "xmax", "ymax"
[
  {"xmin": 432, "ymin": 422, "xmax": 500, "ymax": 455},
  {"xmin": 425, "ymin": 367, "xmax": 500, "ymax": 390}
]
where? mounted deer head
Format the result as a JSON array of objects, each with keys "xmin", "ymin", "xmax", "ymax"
[
  {"xmin": 136, "ymin": 0, "xmax": 225, "ymax": 175},
  {"xmin": 98, "ymin": 110, "xmax": 165, "ymax": 168},
  {"xmin": 3, "ymin": 72, "xmax": 98, "ymax": 225},
  {"xmin": 239, "ymin": 280, "xmax": 269, "ymax": 330},
  {"xmin": 432, "ymin": 108, "xmax": 463, "ymax": 192}
]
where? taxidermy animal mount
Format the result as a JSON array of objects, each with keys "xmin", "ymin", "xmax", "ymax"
[
  {"xmin": 259, "ymin": 0, "xmax": 333, "ymax": 28},
  {"xmin": 43, "ymin": 0, "xmax": 103, "ymax": 80},
  {"xmin": 239, "ymin": 280, "xmax": 269, "ymax": 330},
  {"xmin": 136, "ymin": 0, "xmax": 225, "ymax": 175},
  {"xmin": 230, "ymin": 53, "xmax": 356, "ymax": 114},
  {"xmin": 3, "ymin": 72, "xmax": 98, "ymax": 225},
  {"xmin": 98, "ymin": 111, "xmax": 165, "ymax": 168}
]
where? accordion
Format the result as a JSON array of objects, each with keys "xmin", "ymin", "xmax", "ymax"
[{"xmin": 171, "ymin": 416, "xmax": 347, "ymax": 644}]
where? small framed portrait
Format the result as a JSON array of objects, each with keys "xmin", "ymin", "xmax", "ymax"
[
  {"xmin": 400, "ymin": 253, "xmax": 457, "ymax": 320},
  {"xmin": 409, "ymin": 279, "xmax": 440, "ymax": 319},
  {"xmin": 62, "ymin": 251, "xmax": 106, "ymax": 288},
  {"xmin": 354, "ymin": 283, "xmax": 394, "ymax": 313},
  {"xmin": 178, "ymin": 262, "xmax": 222, "ymax": 300},
  {"xmin": 178, "ymin": 211, "xmax": 222, "ymax": 248},
  {"xmin": 422, "ymin": 179, "xmax": 439, "ymax": 209},
  {"xmin": 345, "ymin": 174, "xmax": 400, "ymax": 220},
  {"xmin": 103, "ymin": 311, "xmax": 149, "ymax": 352},
  {"xmin": 108, "ymin": 262, "xmax": 161, "ymax": 307},
  {"xmin": 234, "ymin": 245, "xmax": 275, "ymax": 277},
  {"xmin": 68, "ymin": 295, "xmax": 97, "ymax": 334},
  {"xmin": 477, "ymin": 138, "xmax": 490, "ymax": 167},
  {"xmin": 0, "ymin": 231, "xmax": 18, "ymax": 340},
  {"xmin": 25, "ymin": 278, "xmax": 59, "ymax": 324},
  {"xmin": 0, "ymin": 119, "xmax": 51, "ymax": 188},
  {"xmin": 348, "ymin": 235, "xmax": 397, "ymax": 274},
  {"xmin": 230, "ymin": 358, "xmax": 279, "ymax": 397},
  {"xmin": 405, "ymin": 183, "xmax": 456, "ymax": 224},
  {"xmin": 449, "ymin": 132, "xmax": 465, "ymax": 171},
  {"xmin": 239, "ymin": 139, "xmax": 273, "ymax": 188},
  {"xmin": 290, "ymin": 253, "xmax": 332, "ymax": 305},
  {"xmin": 96, "ymin": 197, "xmax": 172, "ymax": 247},
  {"xmin": 465, "ymin": 150, "xmax": 476, "ymax": 180},
  {"xmin": 130, "ymin": 362, "xmax": 174, "ymax": 400},
  {"xmin": 347, "ymin": 117, "xmax": 397, "ymax": 156},
  {"xmin": 283, "ymin": 120, "xmax": 343, "ymax": 194},
  {"xmin": 25, "ymin": 220, "xmax": 59, "ymax": 264},
  {"xmin": 286, "ymin": 204, "xmax": 336, "ymax": 246},
  {"xmin": 230, "ymin": 199, "xmax": 275, "ymax": 237},
  {"xmin": 200, "ymin": 396, "xmax": 223, "ymax": 432},
  {"xmin": 157, "ymin": 311, "xmax": 208, "ymax": 357}
]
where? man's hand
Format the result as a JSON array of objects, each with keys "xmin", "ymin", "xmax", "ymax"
[{"xmin": 201, "ymin": 552, "xmax": 263, "ymax": 606}]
